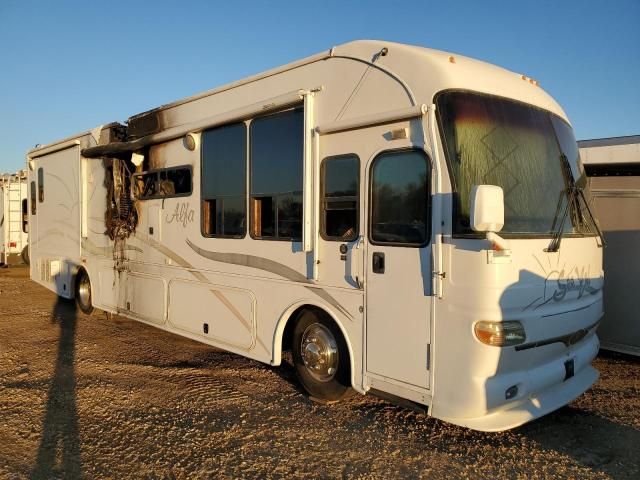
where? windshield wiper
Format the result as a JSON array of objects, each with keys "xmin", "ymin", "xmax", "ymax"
[
  {"xmin": 546, "ymin": 187, "xmax": 573, "ymax": 252},
  {"xmin": 576, "ymin": 184, "xmax": 606, "ymax": 247},
  {"xmin": 546, "ymin": 154, "xmax": 605, "ymax": 252}
]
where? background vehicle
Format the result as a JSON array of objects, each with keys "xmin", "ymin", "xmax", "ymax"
[
  {"xmin": 0, "ymin": 170, "xmax": 29, "ymax": 266},
  {"xmin": 27, "ymin": 40, "xmax": 603, "ymax": 431},
  {"xmin": 580, "ymin": 135, "xmax": 640, "ymax": 356}
]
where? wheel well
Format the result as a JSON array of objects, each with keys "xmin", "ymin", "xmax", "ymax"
[
  {"xmin": 281, "ymin": 305, "xmax": 349, "ymax": 366},
  {"xmin": 282, "ymin": 306, "xmax": 306, "ymax": 352}
]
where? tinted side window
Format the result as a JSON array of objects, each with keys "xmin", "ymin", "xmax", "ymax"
[
  {"xmin": 201, "ymin": 123, "xmax": 246, "ymax": 237},
  {"xmin": 30, "ymin": 181, "xmax": 36, "ymax": 215},
  {"xmin": 321, "ymin": 155, "xmax": 359, "ymax": 241},
  {"xmin": 134, "ymin": 166, "xmax": 192, "ymax": 200},
  {"xmin": 250, "ymin": 108, "xmax": 304, "ymax": 240},
  {"xmin": 37, "ymin": 168, "xmax": 44, "ymax": 202},
  {"xmin": 370, "ymin": 150, "xmax": 430, "ymax": 246}
]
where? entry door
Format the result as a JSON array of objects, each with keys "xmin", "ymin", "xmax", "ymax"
[{"xmin": 366, "ymin": 150, "xmax": 432, "ymax": 389}]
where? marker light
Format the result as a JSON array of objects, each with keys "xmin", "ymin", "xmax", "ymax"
[
  {"xmin": 474, "ymin": 321, "xmax": 526, "ymax": 347},
  {"xmin": 184, "ymin": 132, "xmax": 200, "ymax": 151}
]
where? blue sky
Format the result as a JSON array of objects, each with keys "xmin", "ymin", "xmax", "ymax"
[{"xmin": 1, "ymin": 0, "xmax": 638, "ymax": 172}]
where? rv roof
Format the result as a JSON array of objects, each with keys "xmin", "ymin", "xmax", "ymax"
[
  {"xmin": 28, "ymin": 40, "xmax": 567, "ymax": 156},
  {"xmin": 128, "ymin": 39, "xmax": 565, "ymax": 123}
]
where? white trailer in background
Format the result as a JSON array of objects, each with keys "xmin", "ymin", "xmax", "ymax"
[
  {"xmin": 0, "ymin": 170, "xmax": 29, "ymax": 266},
  {"xmin": 27, "ymin": 40, "xmax": 604, "ymax": 431},
  {"xmin": 579, "ymin": 135, "xmax": 640, "ymax": 356}
]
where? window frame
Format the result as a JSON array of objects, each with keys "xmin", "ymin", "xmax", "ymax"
[
  {"xmin": 200, "ymin": 121, "xmax": 248, "ymax": 239},
  {"xmin": 248, "ymin": 105, "xmax": 304, "ymax": 242},
  {"xmin": 132, "ymin": 164, "xmax": 193, "ymax": 201},
  {"xmin": 320, "ymin": 153, "xmax": 360, "ymax": 242},
  {"xmin": 368, "ymin": 148, "xmax": 431, "ymax": 248}
]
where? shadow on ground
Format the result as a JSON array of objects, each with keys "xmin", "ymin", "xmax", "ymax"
[
  {"xmin": 520, "ymin": 406, "xmax": 640, "ymax": 478},
  {"xmin": 30, "ymin": 297, "xmax": 82, "ymax": 479},
  {"xmin": 346, "ymin": 388, "xmax": 640, "ymax": 478}
]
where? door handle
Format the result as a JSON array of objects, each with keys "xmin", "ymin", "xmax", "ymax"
[{"xmin": 372, "ymin": 252, "xmax": 385, "ymax": 274}]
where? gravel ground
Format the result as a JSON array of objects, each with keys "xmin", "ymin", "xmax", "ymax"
[{"xmin": 0, "ymin": 266, "xmax": 638, "ymax": 479}]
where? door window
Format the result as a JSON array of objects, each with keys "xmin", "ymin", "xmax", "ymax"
[
  {"xmin": 321, "ymin": 154, "xmax": 359, "ymax": 241},
  {"xmin": 37, "ymin": 168, "xmax": 44, "ymax": 203},
  {"xmin": 22, "ymin": 199, "xmax": 28, "ymax": 232},
  {"xmin": 30, "ymin": 181, "xmax": 36, "ymax": 215},
  {"xmin": 370, "ymin": 150, "xmax": 430, "ymax": 246}
]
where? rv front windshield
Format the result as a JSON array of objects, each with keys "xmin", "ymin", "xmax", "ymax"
[{"xmin": 436, "ymin": 91, "xmax": 591, "ymax": 236}]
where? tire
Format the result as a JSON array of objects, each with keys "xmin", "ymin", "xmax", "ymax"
[
  {"xmin": 75, "ymin": 269, "xmax": 94, "ymax": 315},
  {"xmin": 21, "ymin": 245, "xmax": 29, "ymax": 265},
  {"xmin": 291, "ymin": 310, "xmax": 351, "ymax": 401}
]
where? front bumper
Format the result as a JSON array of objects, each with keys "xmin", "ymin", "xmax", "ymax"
[{"xmin": 437, "ymin": 333, "xmax": 599, "ymax": 432}]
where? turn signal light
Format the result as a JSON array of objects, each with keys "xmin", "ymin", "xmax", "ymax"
[{"xmin": 474, "ymin": 321, "xmax": 526, "ymax": 347}]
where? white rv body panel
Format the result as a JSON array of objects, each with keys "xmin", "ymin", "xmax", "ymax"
[
  {"xmin": 27, "ymin": 40, "xmax": 602, "ymax": 431},
  {"xmin": 28, "ymin": 143, "xmax": 85, "ymax": 295},
  {"xmin": 0, "ymin": 170, "xmax": 29, "ymax": 265}
]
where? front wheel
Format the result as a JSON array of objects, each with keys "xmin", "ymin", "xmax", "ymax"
[
  {"xmin": 75, "ymin": 270, "xmax": 94, "ymax": 315},
  {"xmin": 291, "ymin": 310, "xmax": 351, "ymax": 402}
]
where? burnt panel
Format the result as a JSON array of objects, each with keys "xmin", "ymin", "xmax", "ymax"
[{"xmin": 127, "ymin": 111, "xmax": 163, "ymax": 139}]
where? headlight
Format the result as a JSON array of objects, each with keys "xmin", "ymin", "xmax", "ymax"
[{"xmin": 474, "ymin": 321, "xmax": 526, "ymax": 347}]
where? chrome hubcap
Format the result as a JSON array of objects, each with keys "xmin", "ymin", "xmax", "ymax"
[
  {"xmin": 301, "ymin": 324, "xmax": 338, "ymax": 382},
  {"xmin": 78, "ymin": 276, "xmax": 91, "ymax": 307}
]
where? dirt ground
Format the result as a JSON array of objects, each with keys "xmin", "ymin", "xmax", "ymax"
[{"xmin": 0, "ymin": 266, "xmax": 638, "ymax": 480}]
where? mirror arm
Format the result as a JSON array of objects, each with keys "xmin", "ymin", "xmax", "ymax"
[{"xmin": 486, "ymin": 232, "xmax": 510, "ymax": 251}]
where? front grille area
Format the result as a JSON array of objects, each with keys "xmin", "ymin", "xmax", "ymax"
[{"xmin": 515, "ymin": 321, "xmax": 600, "ymax": 351}]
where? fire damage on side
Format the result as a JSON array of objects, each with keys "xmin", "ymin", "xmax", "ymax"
[{"xmin": 83, "ymin": 111, "xmax": 167, "ymax": 263}]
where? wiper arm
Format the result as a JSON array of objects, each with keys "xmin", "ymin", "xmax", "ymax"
[
  {"xmin": 576, "ymin": 186, "xmax": 606, "ymax": 247},
  {"xmin": 546, "ymin": 154, "xmax": 576, "ymax": 252},
  {"xmin": 546, "ymin": 154, "xmax": 606, "ymax": 252},
  {"xmin": 546, "ymin": 186, "xmax": 573, "ymax": 252}
]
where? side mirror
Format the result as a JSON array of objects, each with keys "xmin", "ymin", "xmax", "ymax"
[{"xmin": 470, "ymin": 185, "xmax": 504, "ymax": 233}]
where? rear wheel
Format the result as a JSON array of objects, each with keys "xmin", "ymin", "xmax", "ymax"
[
  {"xmin": 291, "ymin": 310, "xmax": 351, "ymax": 401},
  {"xmin": 21, "ymin": 246, "xmax": 29, "ymax": 265},
  {"xmin": 75, "ymin": 270, "xmax": 94, "ymax": 315}
]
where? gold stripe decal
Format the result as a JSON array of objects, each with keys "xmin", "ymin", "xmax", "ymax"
[
  {"xmin": 186, "ymin": 239, "xmax": 310, "ymax": 283},
  {"xmin": 186, "ymin": 239, "xmax": 353, "ymax": 320}
]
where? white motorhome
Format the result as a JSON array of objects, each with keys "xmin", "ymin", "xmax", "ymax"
[
  {"xmin": 579, "ymin": 135, "xmax": 640, "ymax": 356},
  {"xmin": 0, "ymin": 170, "xmax": 29, "ymax": 266},
  {"xmin": 27, "ymin": 40, "xmax": 604, "ymax": 431}
]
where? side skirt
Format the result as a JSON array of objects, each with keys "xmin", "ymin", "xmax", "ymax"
[{"xmin": 368, "ymin": 388, "xmax": 430, "ymax": 414}]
